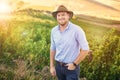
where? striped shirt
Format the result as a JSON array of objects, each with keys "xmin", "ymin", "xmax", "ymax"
[{"xmin": 50, "ymin": 22, "xmax": 89, "ymax": 63}]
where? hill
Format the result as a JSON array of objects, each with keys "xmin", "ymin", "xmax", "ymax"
[
  {"xmin": 23, "ymin": 0, "xmax": 120, "ymax": 21},
  {"xmin": 0, "ymin": 9, "xmax": 120, "ymax": 80}
]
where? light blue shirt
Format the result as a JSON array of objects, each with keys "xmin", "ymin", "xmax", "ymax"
[{"xmin": 50, "ymin": 22, "xmax": 89, "ymax": 63}]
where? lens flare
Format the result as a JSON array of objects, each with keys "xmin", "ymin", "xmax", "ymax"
[{"xmin": 0, "ymin": 2, "xmax": 12, "ymax": 14}]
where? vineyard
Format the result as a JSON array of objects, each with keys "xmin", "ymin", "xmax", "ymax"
[{"xmin": 0, "ymin": 9, "xmax": 120, "ymax": 80}]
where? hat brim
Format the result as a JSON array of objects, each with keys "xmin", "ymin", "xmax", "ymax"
[{"xmin": 52, "ymin": 11, "xmax": 73, "ymax": 19}]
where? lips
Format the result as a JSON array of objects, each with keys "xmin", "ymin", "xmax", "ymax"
[{"xmin": 58, "ymin": 18, "xmax": 65, "ymax": 22}]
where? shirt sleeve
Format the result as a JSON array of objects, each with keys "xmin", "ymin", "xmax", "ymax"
[
  {"xmin": 50, "ymin": 30, "xmax": 56, "ymax": 51},
  {"xmin": 76, "ymin": 28, "xmax": 89, "ymax": 50}
]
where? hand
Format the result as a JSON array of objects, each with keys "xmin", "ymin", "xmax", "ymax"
[
  {"xmin": 50, "ymin": 66, "xmax": 56, "ymax": 76},
  {"xmin": 65, "ymin": 63, "xmax": 76, "ymax": 70}
]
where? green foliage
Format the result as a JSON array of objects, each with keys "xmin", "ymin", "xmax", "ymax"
[
  {"xmin": 0, "ymin": 9, "xmax": 120, "ymax": 80},
  {"xmin": 0, "ymin": 10, "xmax": 56, "ymax": 79},
  {"xmin": 80, "ymin": 29, "xmax": 120, "ymax": 80}
]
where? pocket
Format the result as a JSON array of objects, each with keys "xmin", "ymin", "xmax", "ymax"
[{"xmin": 65, "ymin": 66, "xmax": 76, "ymax": 71}]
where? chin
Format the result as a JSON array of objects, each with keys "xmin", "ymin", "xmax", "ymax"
[
  {"xmin": 59, "ymin": 21, "xmax": 67, "ymax": 25},
  {"xmin": 59, "ymin": 23, "xmax": 65, "ymax": 25}
]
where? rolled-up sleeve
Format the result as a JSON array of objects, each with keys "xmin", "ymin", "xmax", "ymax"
[
  {"xmin": 50, "ymin": 30, "xmax": 56, "ymax": 51},
  {"xmin": 76, "ymin": 28, "xmax": 89, "ymax": 50}
]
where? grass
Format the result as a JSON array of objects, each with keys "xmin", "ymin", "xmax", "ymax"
[{"xmin": 0, "ymin": 9, "xmax": 120, "ymax": 80}]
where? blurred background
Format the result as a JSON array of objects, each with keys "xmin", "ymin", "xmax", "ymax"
[{"xmin": 0, "ymin": 0, "xmax": 120, "ymax": 80}]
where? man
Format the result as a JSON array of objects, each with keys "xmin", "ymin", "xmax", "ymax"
[{"xmin": 50, "ymin": 5, "xmax": 89, "ymax": 80}]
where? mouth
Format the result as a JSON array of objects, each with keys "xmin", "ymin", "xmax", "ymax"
[{"xmin": 59, "ymin": 19, "xmax": 65, "ymax": 21}]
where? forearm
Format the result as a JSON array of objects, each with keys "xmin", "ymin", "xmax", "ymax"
[
  {"xmin": 74, "ymin": 50, "xmax": 89, "ymax": 65},
  {"xmin": 50, "ymin": 50, "xmax": 56, "ymax": 68}
]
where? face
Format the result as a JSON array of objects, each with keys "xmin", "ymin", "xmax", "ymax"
[{"xmin": 56, "ymin": 12, "xmax": 70, "ymax": 26}]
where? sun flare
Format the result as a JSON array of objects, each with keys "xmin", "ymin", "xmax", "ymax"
[{"xmin": 0, "ymin": 2, "xmax": 12, "ymax": 14}]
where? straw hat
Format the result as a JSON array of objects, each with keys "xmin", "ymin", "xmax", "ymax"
[{"xmin": 52, "ymin": 5, "xmax": 73, "ymax": 19}]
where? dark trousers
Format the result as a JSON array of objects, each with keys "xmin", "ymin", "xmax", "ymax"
[{"xmin": 55, "ymin": 62, "xmax": 80, "ymax": 80}]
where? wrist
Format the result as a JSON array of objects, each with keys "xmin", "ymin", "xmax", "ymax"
[
  {"xmin": 50, "ymin": 64, "xmax": 54, "ymax": 68},
  {"xmin": 73, "ymin": 62, "xmax": 77, "ymax": 67}
]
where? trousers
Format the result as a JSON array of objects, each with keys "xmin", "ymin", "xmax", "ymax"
[{"xmin": 55, "ymin": 61, "xmax": 80, "ymax": 80}]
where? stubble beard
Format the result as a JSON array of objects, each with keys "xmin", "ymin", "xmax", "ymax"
[{"xmin": 59, "ymin": 20, "xmax": 69, "ymax": 27}]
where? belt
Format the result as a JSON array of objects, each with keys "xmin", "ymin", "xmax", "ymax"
[{"xmin": 56, "ymin": 61, "xmax": 67, "ymax": 66}]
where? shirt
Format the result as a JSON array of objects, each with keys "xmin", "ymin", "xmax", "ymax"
[{"xmin": 50, "ymin": 22, "xmax": 89, "ymax": 63}]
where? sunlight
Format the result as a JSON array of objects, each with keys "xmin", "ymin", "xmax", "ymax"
[
  {"xmin": 0, "ymin": 1, "xmax": 12, "ymax": 20},
  {"xmin": 0, "ymin": 2, "xmax": 12, "ymax": 14}
]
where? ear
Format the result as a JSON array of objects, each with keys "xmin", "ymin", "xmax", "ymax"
[{"xmin": 66, "ymin": 12, "xmax": 70, "ymax": 20}]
